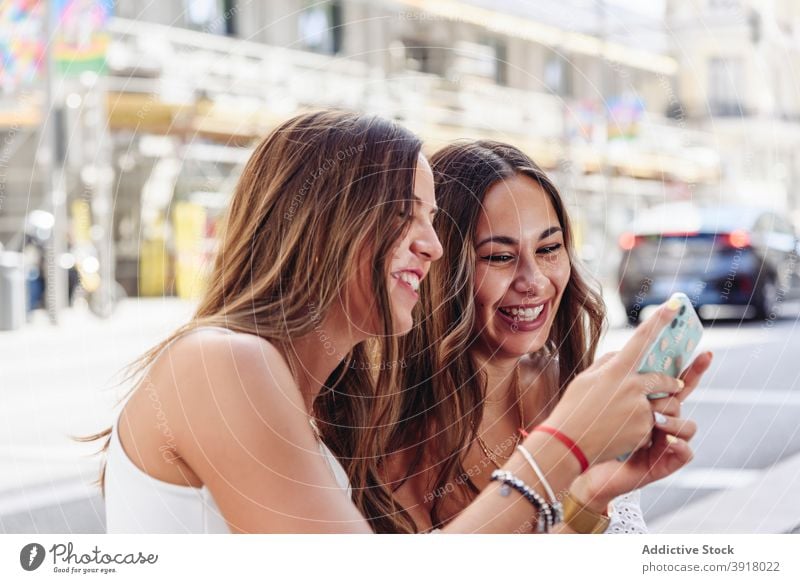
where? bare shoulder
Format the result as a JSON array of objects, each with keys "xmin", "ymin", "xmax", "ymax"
[
  {"xmin": 163, "ymin": 328, "xmax": 290, "ymax": 377},
  {"xmin": 117, "ymin": 329, "xmax": 296, "ymax": 487},
  {"xmin": 151, "ymin": 328, "xmax": 298, "ymax": 418},
  {"xmin": 120, "ymin": 328, "xmax": 369, "ymax": 532},
  {"xmin": 130, "ymin": 328, "xmax": 304, "ymax": 460},
  {"xmin": 127, "ymin": 328, "xmax": 296, "ymax": 413}
]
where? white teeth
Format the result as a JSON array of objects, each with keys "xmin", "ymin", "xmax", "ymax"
[
  {"xmin": 396, "ymin": 271, "xmax": 420, "ymax": 292},
  {"xmin": 501, "ymin": 305, "xmax": 545, "ymax": 321}
]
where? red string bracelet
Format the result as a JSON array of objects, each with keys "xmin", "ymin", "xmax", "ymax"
[{"xmin": 532, "ymin": 425, "xmax": 589, "ymax": 473}]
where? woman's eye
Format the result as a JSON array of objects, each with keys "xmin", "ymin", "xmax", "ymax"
[
  {"xmin": 482, "ymin": 254, "xmax": 514, "ymax": 263},
  {"xmin": 539, "ymin": 243, "xmax": 562, "ymax": 255}
]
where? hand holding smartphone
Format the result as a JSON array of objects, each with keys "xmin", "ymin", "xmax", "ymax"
[
  {"xmin": 617, "ymin": 292, "xmax": 704, "ymax": 461},
  {"xmin": 639, "ymin": 292, "xmax": 703, "ymax": 398}
]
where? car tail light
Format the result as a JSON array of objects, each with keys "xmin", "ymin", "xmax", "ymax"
[
  {"xmin": 726, "ymin": 229, "xmax": 751, "ymax": 249},
  {"xmin": 619, "ymin": 232, "xmax": 638, "ymax": 250}
]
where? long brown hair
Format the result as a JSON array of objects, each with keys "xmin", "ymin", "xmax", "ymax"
[
  {"xmin": 83, "ymin": 109, "xmax": 422, "ymax": 533},
  {"xmin": 393, "ymin": 140, "xmax": 606, "ymax": 529}
]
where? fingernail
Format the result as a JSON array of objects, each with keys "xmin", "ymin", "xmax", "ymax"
[
  {"xmin": 666, "ymin": 434, "xmax": 679, "ymax": 445},
  {"xmin": 677, "ymin": 379, "xmax": 685, "ymax": 391},
  {"xmin": 666, "ymin": 295, "xmax": 682, "ymax": 311},
  {"xmin": 654, "ymin": 412, "xmax": 668, "ymax": 426}
]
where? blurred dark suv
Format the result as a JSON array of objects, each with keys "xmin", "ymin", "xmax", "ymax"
[{"xmin": 618, "ymin": 204, "xmax": 800, "ymax": 324}]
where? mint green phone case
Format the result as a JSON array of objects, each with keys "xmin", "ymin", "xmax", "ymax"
[
  {"xmin": 618, "ymin": 292, "xmax": 704, "ymax": 461},
  {"xmin": 639, "ymin": 292, "xmax": 703, "ymax": 399}
]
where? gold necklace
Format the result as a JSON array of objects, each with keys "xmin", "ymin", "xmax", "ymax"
[{"xmin": 475, "ymin": 367, "xmax": 526, "ymax": 469}]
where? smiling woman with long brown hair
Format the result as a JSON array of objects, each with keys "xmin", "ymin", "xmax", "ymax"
[
  {"xmin": 87, "ymin": 112, "xmax": 689, "ymax": 533},
  {"xmin": 386, "ymin": 140, "xmax": 712, "ymax": 532}
]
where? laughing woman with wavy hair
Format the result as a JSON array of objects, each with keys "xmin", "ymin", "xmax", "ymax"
[{"xmin": 385, "ymin": 141, "xmax": 713, "ymax": 533}]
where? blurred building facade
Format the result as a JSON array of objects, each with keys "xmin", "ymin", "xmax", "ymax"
[
  {"xmin": 667, "ymin": 0, "xmax": 800, "ymax": 218},
  {"xmin": 2, "ymin": 0, "xmax": 765, "ymax": 308}
]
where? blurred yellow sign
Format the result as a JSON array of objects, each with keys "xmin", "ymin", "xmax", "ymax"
[
  {"xmin": 70, "ymin": 199, "xmax": 91, "ymax": 244},
  {"xmin": 173, "ymin": 201, "xmax": 208, "ymax": 300}
]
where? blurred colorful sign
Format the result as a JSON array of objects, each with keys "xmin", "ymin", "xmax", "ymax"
[
  {"xmin": 0, "ymin": 0, "xmax": 45, "ymax": 93},
  {"xmin": 607, "ymin": 96, "xmax": 645, "ymax": 140},
  {"xmin": 54, "ymin": 0, "xmax": 113, "ymax": 76}
]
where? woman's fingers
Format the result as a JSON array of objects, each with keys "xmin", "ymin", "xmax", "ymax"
[
  {"xmin": 652, "ymin": 413, "xmax": 697, "ymax": 442},
  {"xmin": 636, "ymin": 372, "xmax": 685, "ymax": 398},
  {"xmin": 631, "ymin": 431, "xmax": 693, "ymax": 481},
  {"xmin": 664, "ymin": 435, "xmax": 693, "ymax": 459},
  {"xmin": 677, "ymin": 351, "xmax": 714, "ymax": 402},
  {"xmin": 651, "ymin": 396, "xmax": 681, "ymax": 417},
  {"xmin": 613, "ymin": 300, "xmax": 682, "ymax": 375},
  {"xmin": 654, "ymin": 434, "xmax": 694, "ymax": 477}
]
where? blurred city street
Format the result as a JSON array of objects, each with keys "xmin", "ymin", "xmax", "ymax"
[
  {"xmin": 2, "ymin": 292, "xmax": 800, "ymax": 534},
  {"xmin": 0, "ymin": 298, "xmax": 194, "ymax": 533}
]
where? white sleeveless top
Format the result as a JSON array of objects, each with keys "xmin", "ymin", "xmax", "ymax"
[{"xmin": 104, "ymin": 327, "xmax": 351, "ymax": 534}]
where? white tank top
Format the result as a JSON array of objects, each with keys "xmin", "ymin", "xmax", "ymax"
[{"xmin": 104, "ymin": 327, "xmax": 351, "ymax": 533}]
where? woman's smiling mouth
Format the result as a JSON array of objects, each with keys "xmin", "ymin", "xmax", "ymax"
[
  {"xmin": 497, "ymin": 302, "xmax": 548, "ymax": 330},
  {"xmin": 391, "ymin": 269, "xmax": 422, "ymax": 297}
]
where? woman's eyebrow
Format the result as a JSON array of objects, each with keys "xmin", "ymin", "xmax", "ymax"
[
  {"xmin": 476, "ymin": 227, "xmax": 563, "ymax": 248},
  {"xmin": 539, "ymin": 226, "xmax": 563, "ymax": 240},
  {"xmin": 476, "ymin": 235, "xmax": 518, "ymax": 247}
]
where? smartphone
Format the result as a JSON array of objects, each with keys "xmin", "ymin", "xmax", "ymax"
[
  {"xmin": 618, "ymin": 292, "xmax": 703, "ymax": 461},
  {"xmin": 640, "ymin": 292, "xmax": 704, "ymax": 399}
]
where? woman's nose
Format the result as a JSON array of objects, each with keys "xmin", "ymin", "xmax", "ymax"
[
  {"xmin": 513, "ymin": 259, "xmax": 545, "ymax": 294},
  {"xmin": 412, "ymin": 223, "xmax": 443, "ymax": 261}
]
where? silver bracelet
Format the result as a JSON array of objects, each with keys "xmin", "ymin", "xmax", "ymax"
[{"xmin": 516, "ymin": 444, "xmax": 564, "ymax": 524}]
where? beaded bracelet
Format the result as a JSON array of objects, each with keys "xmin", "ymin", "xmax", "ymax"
[
  {"xmin": 490, "ymin": 469, "xmax": 553, "ymax": 533},
  {"xmin": 516, "ymin": 444, "xmax": 564, "ymax": 525}
]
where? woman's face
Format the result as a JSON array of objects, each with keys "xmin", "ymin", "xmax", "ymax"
[
  {"xmin": 472, "ymin": 173, "xmax": 571, "ymax": 360},
  {"xmin": 385, "ymin": 154, "xmax": 443, "ymax": 334},
  {"xmin": 346, "ymin": 154, "xmax": 442, "ymax": 338}
]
